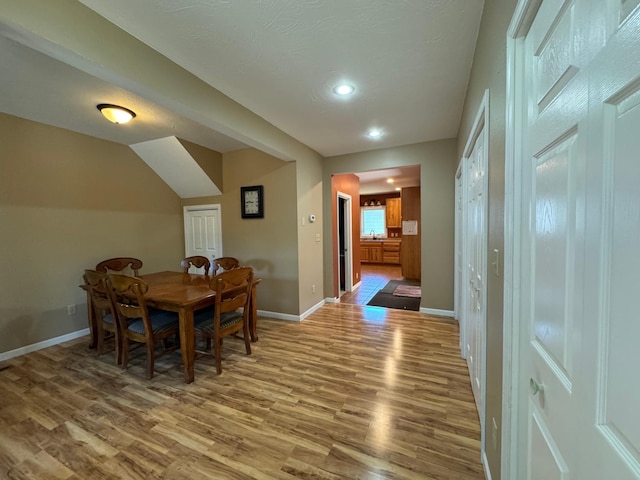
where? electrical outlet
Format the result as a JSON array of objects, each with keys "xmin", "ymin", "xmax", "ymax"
[
  {"xmin": 356, "ymin": 272, "xmax": 359, "ymax": 279},
  {"xmin": 67, "ymin": 304, "xmax": 76, "ymax": 316},
  {"xmin": 312, "ymin": 284, "xmax": 316, "ymax": 294}
]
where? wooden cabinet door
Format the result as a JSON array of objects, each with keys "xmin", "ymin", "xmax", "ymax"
[
  {"xmin": 386, "ymin": 198, "xmax": 401, "ymax": 228},
  {"xmin": 360, "ymin": 244, "xmax": 371, "ymax": 263}
]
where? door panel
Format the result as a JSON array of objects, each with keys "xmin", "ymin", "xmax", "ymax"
[
  {"xmin": 184, "ymin": 206, "xmax": 222, "ymax": 267},
  {"xmin": 515, "ymin": 0, "xmax": 640, "ymax": 477}
]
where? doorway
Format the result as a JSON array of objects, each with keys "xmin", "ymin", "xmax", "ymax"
[
  {"xmin": 337, "ymin": 192, "xmax": 353, "ymax": 295},
  {"xmin": 183, "ymin": 204, "xmax": 223, "ymax": 265}
]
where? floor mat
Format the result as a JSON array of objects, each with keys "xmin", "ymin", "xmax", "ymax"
[{"xmin": 367, "ymin": 279, "xmax": 421, "ymax": 311}]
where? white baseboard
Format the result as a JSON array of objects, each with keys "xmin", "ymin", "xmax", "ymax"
[
  {"xmin": 324, "ymin": 296, "xmax": 340, "ymax": 303},
  {"xmin": 0, "ymin": 328, "xmax": 90, "ymax": 362},
  {"xmin": 482, "ymin": 451, "xmax": 493, "ymax": 480},
  {"xmin": 351, "ymin": 280, "xmax": 362, "ymax": 291},
  {"xmin": 257, "ymin": 309, "xmax": 301, "ymax": 322},
  {"xmin": 420, "ymin": 307, "xmax": 455, "ymax": 318},
  {"xmin": 300, "ymin": 299, "xmax": 326, "ymax": 320}
]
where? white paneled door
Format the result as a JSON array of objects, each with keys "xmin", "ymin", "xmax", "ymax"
[
  {"xmin": 510, "ymin": 1, "xmax": 640, "ymax": 478},
  {"xmin": 183, "ymin": 204, "xmax": 222, "ymax": 270},
  {"xmin": 461, "ymin": 90, "xmax": 489, "ymax": 454}
]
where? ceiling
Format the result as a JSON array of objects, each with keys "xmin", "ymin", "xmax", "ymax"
[{"xmin": 0, "ymin": 1, "xmax": 483, "ymax": 189}]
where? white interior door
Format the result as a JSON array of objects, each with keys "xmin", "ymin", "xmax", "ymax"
[
  {"xmin": 183, "ymin": 204, "xmax": 222, "ymax": 272},
  {"xmin": 509, "ymin": 1, "xmax": 640, "ymax": 478},
  {"xmin": 465, "ymin": 117, "xmax": 487, "ymax": 422}
]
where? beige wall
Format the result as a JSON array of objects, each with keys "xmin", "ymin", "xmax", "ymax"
[
  {"xmin": 0, "ymin": 113, "xmax": 184, "ymax": 354},
  {"xmin": 323, "ymin": 139, "xmax": 458, "ymax": 311},
  {"xmin": 456, "ymin": 1, "xmax": 517, "ymax": 478},
  {"xmin": 295, "ymin": 155, "xmax": 325, "ymax": 314},
  {"xmin": 183, "ymin": 148, "xmax": 301, "ymax": 316}
]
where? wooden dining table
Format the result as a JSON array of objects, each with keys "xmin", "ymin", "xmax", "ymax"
[
  {"xmin": 139, "ymin": 271, "xmax": 260, "ymax": 383},
  {"xmin": 82, "ymin": 270, "xmax": 261, "ymax": 383}
]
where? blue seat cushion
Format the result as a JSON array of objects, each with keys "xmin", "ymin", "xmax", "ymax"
[
  {"xmin": 127, "ymin": 310, "xmax": 179, "ymax": 335},
  {"xmin": 103, "ymin": 313, "xmax": 116, "ymax": 324},
  {"xmin": 194, "ymin": 306, "xmax": 215, "ymax": 326},
  {"xmin": 194, "ymin": 311, "xmax": 243, "ymax": 334}
]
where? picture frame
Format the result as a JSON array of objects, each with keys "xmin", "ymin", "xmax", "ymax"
[{"xmin": 240, "ymin": 185, "xmax": 264, "ymax": 218}]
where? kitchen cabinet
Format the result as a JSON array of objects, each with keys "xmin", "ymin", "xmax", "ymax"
[
  {"xmin": 386, "ymin": 197, "xmax": 401, "ymax": 228},
  {"xmin": 360, "ymin": 240, "xmax": 401, "ymax": 264}
]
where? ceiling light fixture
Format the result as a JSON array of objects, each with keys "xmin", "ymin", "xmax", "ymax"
[
  {"xmin": 367, "ymin": 128, "xmax": 382, "ymax": 138},
  {"xmin": 387, "ymin": 178, "xmax": 394, "ymax": 183},
  {"xmin": 333, "ymin": 83, "xmax": 355, "ymax": 96},
  {"xmin": 97, "ymin": 104, "xmax": 136, "ymax": 124},
  {"xmin": 395, "ymin": 187, "xmax": 401, "ymax": 191}
]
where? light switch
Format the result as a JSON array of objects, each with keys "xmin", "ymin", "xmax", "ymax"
[{"xmin": 315, "ymin": 233, "xmax": 320, "ymax": 242}]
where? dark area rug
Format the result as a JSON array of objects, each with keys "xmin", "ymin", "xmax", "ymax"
[{"xmin": 367, "ymin": 279, "xmax": 421, "ymax": 311}]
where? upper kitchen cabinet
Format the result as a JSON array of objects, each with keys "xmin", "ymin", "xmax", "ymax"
[{"xmin": 386, "ymin": 197, "xmax": 401, "ymax": 228}]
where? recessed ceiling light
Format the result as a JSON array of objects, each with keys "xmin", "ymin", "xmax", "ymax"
[
  {"xmin": 386, "ymin": 178, "xmax": 394, "ymax": 183},
  {"xmin": 367, "ymin": 129, "xmax": 383, "ymax": 138},
  {"xmin": 395, "ymin": 187, "xmax": 401, "ymax": 191},
  {"xmin": 333, "ymin": 84, "xmax": 355, "ymax": 96}
]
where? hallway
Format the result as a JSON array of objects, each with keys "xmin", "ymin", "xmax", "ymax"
[{"xmin": 339, "ymin": 264, "xmax": 404, "ymax": 306}]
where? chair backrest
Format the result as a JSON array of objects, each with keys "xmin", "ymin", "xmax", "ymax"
[
  {"xmin": 96, "ymin": 257, "xmax": 143, "ymax": 276},
  {"xmin": 212, "ymin": 256, "xmax": 240, "ymax": 276},
  {"xmin": 181, "ymin": 255, "xmax": 211, "ymax": 275},
  {"xmin": 211, "ymin": 267, "xmax": 254, "ymax": 319},
  {"xmin": 106, "ymin": 273, "xmax": 152, "ymax": 337},
  {"xmin": 82, "ymin": 269, "xmax": 114, "ymax": 319}
]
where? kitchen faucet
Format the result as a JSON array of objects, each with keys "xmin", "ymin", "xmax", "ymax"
[{"xmin": 370, "ymin": 229, "xmax": 377, "ymax": 240}]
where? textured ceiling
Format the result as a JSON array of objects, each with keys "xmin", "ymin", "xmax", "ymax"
[
  {"xmin": 0, "ymin": 1, "xmax": 483, "ymax": 194},
  {"xmin": 78, "ymin": 0, "xmax": 483, "ymax": 157}
]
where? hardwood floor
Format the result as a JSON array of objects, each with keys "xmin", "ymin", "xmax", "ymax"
[
  {"xmin": 339, "ymin": 264, "xmax": 403, "ymax": 306},
  {"xmin": 0, "ymin": 303, "xmax": 484, "ymax": 479}
]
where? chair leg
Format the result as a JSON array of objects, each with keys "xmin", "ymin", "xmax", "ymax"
[
  {"xmin": 146, "ymin": 343, "xmax": 155, "ymax": 379},
  {"xmin": 113, "ymin": 329, "xmax": 121, "ymax": 366},
  {"xmin": 121, "ymin": 337, "xmax": 130, "ymax": 371},
  {"xmin": 215, "ymin": 338, "xmax": 223, "ymax": 375},
  {"xmin": 243, "ymin": 322, "xmax": 252, "ymax": 355},
  {"xmin": 96, "ymin": 324, "xmax": 105, "ymax": 356}
]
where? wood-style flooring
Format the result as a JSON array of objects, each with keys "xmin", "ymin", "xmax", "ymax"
[{"xmin": 0, "ymin": 302, "xmax": 484, "ymax": 479}]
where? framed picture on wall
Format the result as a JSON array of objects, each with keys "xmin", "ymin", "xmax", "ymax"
[{"xmin": 241, "ymin": 185, "xmax": 264, "ymax": 218}]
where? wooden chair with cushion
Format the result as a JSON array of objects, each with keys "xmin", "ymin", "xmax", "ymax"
[
  {"xmin": 194, "ymin": 266, "xmax": 254, "ymax": 375},
  {"xmin": 212, "ymin": 256, "xmax": 240, "ymax": 276},
  {"xmin": 96, "ymin": 257, "xmax": 143, "ymax": 276},
  {"xmin": 180, "ymin": 255, "xmax": 211, "ymax": 275},
  {"xmin": 80, "ymin": 269, "xmax": 121, "ymax": 364},
  {"xmin": 107, "ymin": 273, "xmax": 180, "ymax": 379}
]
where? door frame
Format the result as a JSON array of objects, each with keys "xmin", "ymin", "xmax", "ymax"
[
  {"xmin": 336, "ymin": 191, "xmax": 353, "ymax": 294},
  {"xmin": 455, "ymin": 162, "xmax": 466, "ymax": 357},
  {"xmin": 183, "ymin": 203, "xmax": 223, "ymax": 258},
  {"xmin": 502, "ymin": 1, "xmax": 538, "ymax": 477}
]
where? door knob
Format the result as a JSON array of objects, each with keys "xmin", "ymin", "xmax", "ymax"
[{"xmin": 529, "ymin": 378, "xmax": 544, "ymax": 396}]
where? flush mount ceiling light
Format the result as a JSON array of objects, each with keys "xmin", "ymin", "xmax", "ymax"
[
  {"xmin": 97, "ymin": 104, "xmax": 136, "ymax": 124},
  {"xmin": 333, "ymin": 83, "xmax": 355, "ymax": 96},
  {"xmin": 386, "ymin": 178, "xmax": 394, "ymax": 183},
  {"xmin": 367, "ymin": 128, "xmax": 383, "ymax": 138}
]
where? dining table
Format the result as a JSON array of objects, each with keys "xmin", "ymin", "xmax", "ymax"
[
  {"xmin": 139, "ymin": 270, "xmax": 260, "ymax": 383},
  {"xmin": 83, "ymin": 270, "xmax": 260, "ymax": 383}
]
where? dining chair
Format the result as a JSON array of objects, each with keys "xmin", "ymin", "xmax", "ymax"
[
  {"xmin": 80, "ymin": 269, "xmax": 121, "ymax": 364},
  {"xmin": 106, "ymin": 273, "xmax": 180, "ymax": 379},
  {"xmin": 96, "ymin": 257, "xmax": 143, "ymax": 276},
  {"xmin": 194, "ymin": 266, "xmax": 254, "ymax": 375},
  {"xmin": 212, "ymin": 256, "xmax": 240, "ymax": 275},
  {"xmin": 180, "ymin": 255, "xmax": 211, "ymax": 275}
]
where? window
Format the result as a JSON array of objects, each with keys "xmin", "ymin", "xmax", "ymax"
[{"xmin": 361, "ymin": 206, "xmax": 386, "ymax": 237}]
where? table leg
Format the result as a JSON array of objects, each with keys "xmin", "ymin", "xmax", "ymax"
[
  {"xmin": 250, "ymin": 282, "xmax": 259, "ymax": 342},
  {"xmin": 178, "ymin": 308, "xmax": 195, "ymax": 384}
]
